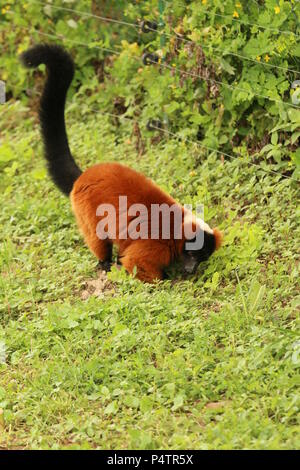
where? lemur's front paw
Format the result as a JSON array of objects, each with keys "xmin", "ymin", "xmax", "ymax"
[{"xmin": 97, "ymin": 260, "xmax": 112, "ymax": 272}]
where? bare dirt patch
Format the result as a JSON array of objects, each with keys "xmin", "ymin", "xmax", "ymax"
[
  {"xmin": 81, "ymin": 270, "xmax": 116, "ymax": 300},
  {"xmin": 204, "ymin": 400, "xmax": 231, "ymax": 410}
]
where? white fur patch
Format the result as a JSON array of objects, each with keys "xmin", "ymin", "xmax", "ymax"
[
  {"xmin": 195, "ymin": 216, "xmax": 213, "ymax": 235},
  {"xmin": 183, "ymin": 210, "xmax": 213, "ymax": 238}
]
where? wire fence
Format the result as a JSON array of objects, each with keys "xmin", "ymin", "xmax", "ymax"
[
  {"xmin": 10, "ymin": 23, "xmax": 300, "ymax": 111},
  {"xmin": 162, "ymin": 0, "xmax": 300, "ymax": 37},
  {"xmin": 32, "ymin": 1, "xmax": 140, "ymax": 29},
  {"xmin": 31, "ymin": 0, "xmax": 300, "ymax": 76},
  {"xmin": 1, "ymin": 81, "xmax": 298, "ymax": 183},
  {"xmin": 0, "ymin": 2, "xmax": 299, "ymax": 184},
  {"xmin": 32, "ymin": 0, "xmax": 300, "ymax": 38},
  {"xmin": 145, "ymin": 26, "xmax": 300, "ymax": 76},
  {"xmin": 146, "ymin": 57, "xmax": 300, "ymax": 109}
]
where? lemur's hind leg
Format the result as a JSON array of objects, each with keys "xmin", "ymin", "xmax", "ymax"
[
  {"xmin": 96, "ymin": 244, "xmax": 113, "ymax": 271},
  {"xmin": 82, "ymin": 226, "xmax": 113, "ymax": 271},
  {"xmin": 71, "ymin": 192, "xmax": 113, "ymax": 271}
]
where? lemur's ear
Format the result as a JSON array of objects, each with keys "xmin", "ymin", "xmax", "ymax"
[{"xmin": 213, "ymin": 228, "xmax": 223, "ymax": 250}]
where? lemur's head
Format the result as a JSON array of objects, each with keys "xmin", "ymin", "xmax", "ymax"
[{"xmin": 181, "ymin": 213, "xmax": 222, "ymax": 274}]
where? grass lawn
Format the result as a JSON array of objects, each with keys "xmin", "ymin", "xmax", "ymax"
[{"xmin": 0, "ymin": 98, "xmax": 299, "ymax": 450}]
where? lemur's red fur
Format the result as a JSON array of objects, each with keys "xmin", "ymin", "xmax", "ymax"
[
  {"xmin": 214, "ymin": 229, "xmax": 223, "ymax": 250},
  {"xmin": 70, "ymin": 162, "xmax": 222, "ymax": 282},
  {"xmin": 21, "ymin": 44, "xmax": 222, "ymax": 283},
  {"xmin": 71, "ymin": 162, "xmax": 184, "ymax": 282}
]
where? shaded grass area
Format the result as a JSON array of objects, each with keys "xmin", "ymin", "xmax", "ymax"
[{"xmin": 0, "ymin": 101, "xmax": 299, "ymax": 449}]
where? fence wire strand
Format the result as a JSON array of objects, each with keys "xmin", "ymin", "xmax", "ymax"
[
  {"xmin": 162, "ymin": 0, "xmax": 300, "ymax": 37},
  {"xmin": 13, "ymin": 24, "xmax": 300, "ymax": 110},
  {"xmin": 32, "ymin": 1, "xmax": 139, "ymax": 29},
  {"xmin": 0, "ymin": 8, "xmax": 299, "ymax": 183},
  {"xmin": 1, "ymin": 86, "xmax": 298, "ymax": 183},
  {"xmin": 26, "ymin": 0, "xmax": 300, "ymax": 76}
]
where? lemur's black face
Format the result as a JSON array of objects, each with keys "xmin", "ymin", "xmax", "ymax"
[{"xmin": 182, "ymin": 230, "xmax": 217, "ymax": 274}]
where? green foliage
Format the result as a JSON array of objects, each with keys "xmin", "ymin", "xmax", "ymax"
[
  {"xmin": 0, "ymin": 109, "xmax": 299, "ymax": 449},
  {"xmin": 0, "ymin": 0, "xmax": 299, "ymax": 451},
  {"xmin": 0, "ymin": 0, "xmax": 299, "ymax": 175}
]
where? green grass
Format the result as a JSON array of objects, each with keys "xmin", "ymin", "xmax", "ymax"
[{"xmin": 0, "ymin": 98, "xmax": 299, "ymax": 450}]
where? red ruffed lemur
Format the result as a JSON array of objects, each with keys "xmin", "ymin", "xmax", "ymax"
[{"xmin": 21, "ymin": 44, "xmax": 222, "ymax": 283}]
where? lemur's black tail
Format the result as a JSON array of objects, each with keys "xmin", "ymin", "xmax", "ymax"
[{"xmin": 20, "ymin": 44, "xmax": 82, "ymax": 195}]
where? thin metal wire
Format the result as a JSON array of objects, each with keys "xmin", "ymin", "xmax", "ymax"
[
  {"xmin": 204, "ymin": 10, "xmax": 300, "ymax": 38},
  {"xmin": 63, "ymin": 104, "xmax": 299, "ymax": 183},
  {"xmin": 16, "ymin": 23, "xmax": 300, "ymax": 109},
  {"xmin": 30, "ymin": 0, "xmax": 300, "ymax": 75},
  {"xmin": 18, "ymin": 26, "xmax": 123, "ymax": 57},
  {"xmin": 2, "ymin": 84, "xmax": 297, "ymax": 183},
  {"xmin": 0, "ymin": 82, "xmax": 39, "ymax": 95},
  {"xmin": 146, "ymin": 25, "xmax": 300, "ymax": 76},
  {"xmin": 148, "ymin": 124, "xmax": 299, "ymax": 182},
  {"xmin": 31, "ymin": 0, "xmax": 139, "ymax": 29},
  {"xmin": 1, "ymin": 17, "xmax": 298, "ymax": 182},
  {"xmin": 162, "ymin": 0, "xmax": 300, "ymax": 37},
  {"xmin": 33, "ymin": 0, "xmax": 300, "ymax": 38},
  {"xmin": 148, "ymin": 58, "xmax": 300, "ymax": 109}
]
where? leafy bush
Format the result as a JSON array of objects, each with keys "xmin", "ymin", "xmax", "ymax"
[{"xmin": 0, "ymin": 0, "xmax": 299, "ymax": 176}]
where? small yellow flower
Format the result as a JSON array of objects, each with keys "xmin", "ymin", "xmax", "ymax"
[
  {"xmin": 256, "ymin": 56, "xmax": 261, "ymax": 61},
  {"xmin": 235, "ymin": 2, "xmax": 242, "ymax": 7},
  {"xmin": 129, "ymin": 42, "xmax": 139, "ymax": 54},
  {"xmin": 264, "ymin": 54, "xmax": 270, "ymax": 62},
  {"xmin": 274, "ymin": 6, "xmax": 280, "ymax": 14},
  {"xmin": 158, "ymin": 58, "xmax": 162, "ymax": 64},
  {"xmin": 233, "ymin": 11, "xmax": 239, "ymax": 18},
  {"xmin": 172, "ymin": 63, "xmax": 176, "ymax": 67},
  {"xmin": 17, "ymin": 45, "xmax": 24, "ymax": 54},
  {"xmin": 1, "ymin": 7, "xmax": 7, "ymax": 14},
  {"xmin": 202, "ymin": 0, "xmax": 207, "ymax": 4},
  {"xmin": 189, "ymin": 171, "xmax": 196, "ymax": 177}
]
